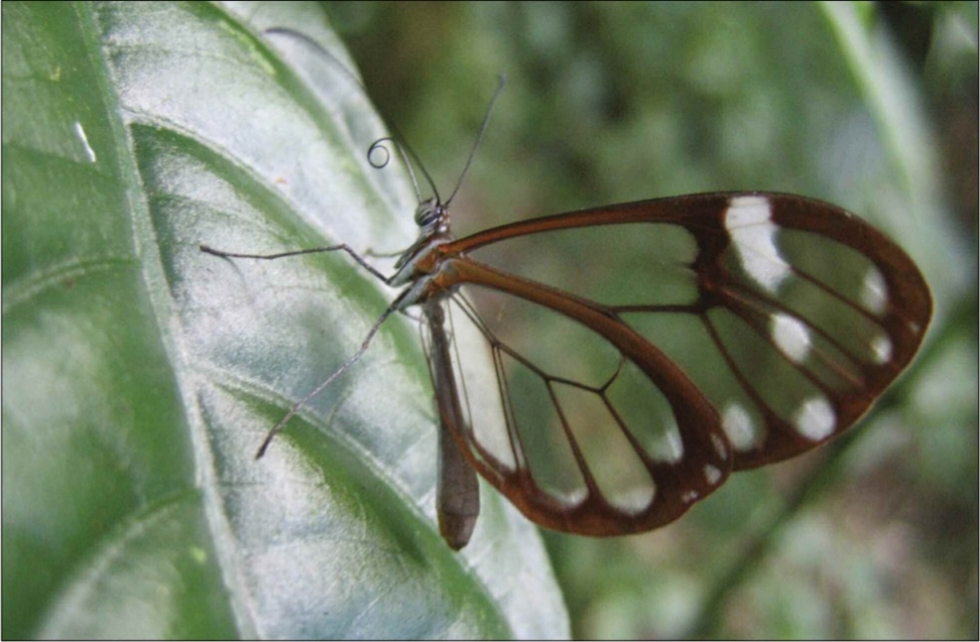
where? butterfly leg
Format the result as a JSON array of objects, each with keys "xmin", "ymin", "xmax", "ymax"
[
  {"xmin": 252, "ymin": 299, "xmax": 401, "ymax": 459},
  {"xmin": 200, "ymin": 243, "xmax": 391, "ymax": 283},
  {"xmin": 200, "ymin": 242, "xmax": 407, "ymax": 456}
]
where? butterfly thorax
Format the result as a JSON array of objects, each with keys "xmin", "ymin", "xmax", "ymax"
[{"xmin": 390, "ymin": 197, "xmax": 458, "ymax": 307}]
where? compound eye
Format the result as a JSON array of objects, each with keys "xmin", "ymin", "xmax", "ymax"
[{"xmin": 415, "ymin": 197, "xmax": 442, "ymax": 227}]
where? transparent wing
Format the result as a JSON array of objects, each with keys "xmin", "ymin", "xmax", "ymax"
[
  {"xmin": 427, "ymin": 285, "xmax": 731, "ymax": 536},
  {"xmin": 426, "ymin": 192, "xmax": 930, "ymax": 534}
]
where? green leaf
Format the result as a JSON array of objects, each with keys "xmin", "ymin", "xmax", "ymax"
[{"xmin": 2, "ymin": 2, "xmax": 569, "ymax": 638}]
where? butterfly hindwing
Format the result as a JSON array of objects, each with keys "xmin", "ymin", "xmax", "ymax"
[{"xmin": 429, "ymin": 282, "xmax": 732, "ymax": 536}]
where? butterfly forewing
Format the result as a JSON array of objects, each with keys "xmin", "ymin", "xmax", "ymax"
[{"xmin": 424, "ymin": 192, "xmax": 930, "ymax": 534}]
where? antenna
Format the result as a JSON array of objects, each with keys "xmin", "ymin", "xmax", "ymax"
[{"xmin": 445, "ymin": 75, "xmax": 507, "ymax": 207}]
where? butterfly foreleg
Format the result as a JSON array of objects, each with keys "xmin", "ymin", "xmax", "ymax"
[
  {"xmin": 200, "ymin": 242, "xmax": 413, "ymax": 456},
  {"xmin": 200, "ymin": 242, "xmax": 392, "ymax": 284}
]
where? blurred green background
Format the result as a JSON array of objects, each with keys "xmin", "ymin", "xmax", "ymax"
[{"xmin": 323, "ymin": 2, "xmax": 978, "ymax": 638}]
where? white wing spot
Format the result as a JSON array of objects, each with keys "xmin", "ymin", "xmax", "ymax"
[
  {"xmin": 610, "ymin": 486, "xmax": 656, "ymax": 515},
  {"xmin": 722, "ymin": 402, "xmax": 758, "ymax": 451},
  {"xmin": 710, "ymin": 433, "xmax": 728, "ymax": 461},
  {"xmin": 861, "ymin": 267, "xmax": 888, "ymax": 315},
  {"xmin": 666, "ymin": 426, "xmax": 685, "ymax": 463},
  {"xmin": 771, "ymin": 313, "xmax": 812, "ymax": 363},
  {"xmin": 725, "ymin": 195, "xmax": 791, "ymax": 292},
  {"xmin": 651, "ymin": 420, "xmax": 685, "ymax": 464},
  {"xmin": 681, "ymin": 489, "xmax": 700, "ymax": 504},
  {"xmin": 794, "ymin": 397, "xmax": 836, "ymax": 441},
  {"xmin": 558, "ymin": 487, "xmax": 590, "ymax": 508},
  {"xmin": 871, "ymin": 334, "xmax": 893, "ymax": 364},
  {"xmin": 703, "ymin": 465, "xmax": 722, "ymax": 485}
]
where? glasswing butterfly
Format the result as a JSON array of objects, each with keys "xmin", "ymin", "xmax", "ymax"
[{"xmin": 202, "ymin": 29, "xmax": 932, "ymax": 551}]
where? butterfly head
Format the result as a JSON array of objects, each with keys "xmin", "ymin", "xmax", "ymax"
[
  {"xmin": 391, "ymin": 197, "xmax": 454, "ymax": 276},
  {"xmin": 415, "ymin": 197, "xmax": 450, "ymax": 236}
]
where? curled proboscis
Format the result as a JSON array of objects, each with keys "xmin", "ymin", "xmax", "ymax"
[{"xmin": 367, "ymin": 137, "xmax": 397, "ymax": 169}]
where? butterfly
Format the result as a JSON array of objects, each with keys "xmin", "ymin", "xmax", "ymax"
[{"xmin": 202, "ymin": 32, "xmax": 932, "ymax": 551}]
